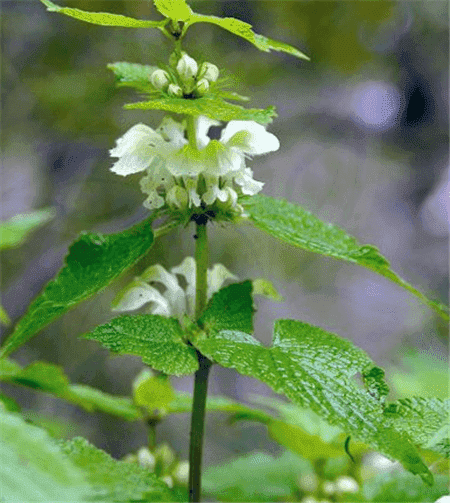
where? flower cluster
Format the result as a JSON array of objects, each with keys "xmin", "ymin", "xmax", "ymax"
[
  {"xmin": 151, "ymin": 52, "xmax": 219, "ymax": 98},
  {"xmin": 110, "ymin": 115, "xmax": 279, "ymax": 212},
  {"xmin": 111, "ymin": 257, "xmax": 237, "ymax": 320}
]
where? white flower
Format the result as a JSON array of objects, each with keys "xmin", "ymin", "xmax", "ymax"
[
  {"xmin": 335, "ymin": 476, "xmax": 359, "ymax": 494},
  {"xmin": 199, "ymin": 62, "xmax": 219, "ymax": 82},
  {"xmin": 111, "ymin": 257, "xmax": 238, "ymax": 319},
  {"xmin": 176, "ymin": 53, "xmax": 198, "ymax": 86},
  {"xmin": 150, "ymin": 69, "xmax": 170, "ymax": 90},
  {"xmin": 110, "ymin": 116, "xmax": 279, "ymax": 210}
]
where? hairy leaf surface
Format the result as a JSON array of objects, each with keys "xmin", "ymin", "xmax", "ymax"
[
  {"xmin": 0, "ymin": 217, "xmax": 155, "ymax": 358},
  {"xmin": 193, "ymin": 319, "xmax": 432, "ymax": 484},
  {"xmin": 243, "ymin": 195, "xmax": 449, "ymax": 320},
  {"xmin": 82, "ymin": 314, "xmax": 198, "ymax": 375}
]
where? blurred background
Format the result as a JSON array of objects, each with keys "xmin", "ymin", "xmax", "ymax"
[{"xmin": 1, "ymin": 0, "xmax": 448, "ymax": 466}]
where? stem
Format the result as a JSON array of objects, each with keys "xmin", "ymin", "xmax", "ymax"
[
  {"xmin": 186, "ymin": 115, "xmax": 198, "ymax": 149},
  {"xmin": 188, "ymin": 352, "xmax": 212, "ymax": 503},
  {"xmin": 194, "ymin": 222, "xmax": 208, "ymax": 320}
]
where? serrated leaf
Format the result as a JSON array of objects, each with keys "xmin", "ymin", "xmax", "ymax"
[
  {"xmin": 153, "ymin": 0, "xmax": 193, "ymax": 21},
  {"xmin": 40, "ymin": 0, "xmax": 166, "ymax": 28},
  {"xmin": 0, "ymin": 207, "xmax": 55, "ymax": 250},
  {"xmin": 193, "ymin": 319, "xmax": 433, "ymax": 484},
  {"xmin": 59, "ymin": 437, "xmax": 173, "ymax": 501},
  {"xmin": 0, "ymin": 217, "xmax": 155, "ymax": 358},
  {"xmin": 384, "ymin": 397, "xmax": 450, "ymax": 458},
  {"xmin": 243, "ymin": 195, "xmax": 449, "ymax": 320},
  {"xmin": 202, "ymin": 450, "xmax": 311, "ymax": 502},
  {"xmin": 124, "ymin": 95, "xmax": 276, "ymax": 124},
  {"xmin": 198, "ymin": 281, "xmax": 254, "ymax": 335},
  {"xmin": 0, "ymin": 359, "xmax": 142, "ymax": 420},
  {"xmin": 82, "ymin": 314, "xmax": 198, "ymax": 376},
  {"xmin": 186, "ymin": 14, "xmax": 309, "ymax": 61},
  {"xmin": 0, "ymin": 409, "xmax": 89, "ymax": 501}
]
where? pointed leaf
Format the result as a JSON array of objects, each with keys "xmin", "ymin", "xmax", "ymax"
[
  {"xmin": 384, "ymin": 397, "xmax": 450, "ymax": 458},
  {"xmin": 40, "ymin": 0, "xmax": 166, "ymax": 28},
  {"xmin": 243, "ymin": 195, "xmax": 449, "ymax": 320},
  {"xmin": 193, "ymin": 319, "xmax": 433, "ymax": 484},
  {"xmin": 186, "ymin": 14, "xmax": 309, "ymax": 61},
  {"xmin": 0, "ymin": 207, "xmax": 56, "ymax": 250},
  {"xmin": 0, "ymin": 217, "xmax": 155, "ymax": 358},
  {"xmin": 124, "ymin": 95, "xmax": 276, "ymax": 124},
  {"xmin": 153, "ymin": 0, "xmax": 193, "ymax": 21},
  {"xmin": 59, "ymin": 437, "xmax": 173, "ymax": 501},
  {"xmin": 198, "ymin": 281, "xmax": 254, "ymax": 335},
  {"xmin": 82, "ymin": 314, "xmax": 198, "ymax": 375}
]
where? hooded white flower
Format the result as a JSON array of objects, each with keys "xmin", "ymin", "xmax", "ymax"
[
  {"xmin": 111, "ymin": 257, "xmax": 238, "ymax": 319},
  {"xmin": 110, "ymin": 115, "xmax": 279, "ymax": 210}
]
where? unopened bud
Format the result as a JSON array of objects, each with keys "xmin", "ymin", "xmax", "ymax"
[
  {"xmin": 176, "ymin": 53, "xmax": 198, "ymax": 84},
  {"xmin": 168, "ymin": 83, "xmax": 183, "ymax": 98},
  {"xmin": 161, "ymin": 475, "xmax": 174, "ymax": 488},
  {"xmin": 335, "ymin": 476, "xmax": 359, "ymax": 493},
  {"xmin": 137, "ymin": 447, "xmax": 156, "ymax": 470},
  {"xmin": 199, "ymin": 62, "xmax": 219, "ymax": 82},
  {"xmin": 154, "ymin": 443, "xmax": 176, "ymax": 469},
  {"xmin": 172, "ymin": 461, "xmax": 189, "ymax": 485},
  {"xmin": 196, "ymin": 78, "xmax": 209, "ymax": 95},
  {"xmin": 150, "ymin": 69, "xmax": 170, "ymax": 90}
]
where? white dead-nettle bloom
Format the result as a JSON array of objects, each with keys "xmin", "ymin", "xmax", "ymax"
[
  {"xmin": 112, "ymin": 257, "xmax": 238, "ymax": 319},
  {"xmin": 199, "ymin": 62, "xmax": 219, "ymax": 82},
  {"xmin": 110, "ymin": 115, "xmax": 279, "ymax": 211},
  {"xmin": 151, "ymin": 69, "xmax": 170, "ymax": 90}
]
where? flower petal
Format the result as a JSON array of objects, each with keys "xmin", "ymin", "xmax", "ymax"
[
  {"xmin": 207, "ymin": 264, "xmax": 238, "ymax": 299},
  {"xmin": 195, "ymin": 116, "xmax": 221, "ymax": 149},
  {"xmin": 111, "ymin": 279, "xmax": 170, "ymax": 313},
  {"xmin": 221, "ymin": 121, "xmax": 280, "ymax": 155}
]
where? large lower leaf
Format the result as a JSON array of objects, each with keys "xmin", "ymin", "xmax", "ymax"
[
  {"xmin": 0, "ymin": 217, "xmax": 155, "ymax": 358},
  {"xmin": 82, "ymin": 314, "xmax": 199, "ymax": 375},
  {"xmin": 193, "ymin": 319, "xmax": 433, "ymax": 484},
  {"xmin": 59, "ymin": 437, "xmax": 173, "ymax": 502},
  {"xmin": 243, "ymin": 195, "xmax": 449, "ymax": 320}
]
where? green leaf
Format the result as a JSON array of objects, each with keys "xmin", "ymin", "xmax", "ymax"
[
  {"xmin": 0, "ymin": 217, "xmax": 155, "ymax": 358},
  {"xmin": 384, "ymin": 397, "xmax": 450, "ymax": 458},
  {"xmin": 40, "ymin": 0, "xmax": 166, "ymax": 28},
  {"xmin": 0, "ymin": 207, "xmax": 55, "ymax": 250},
  {"xmin": 202, "ymin": 450, "xmax": 312, "ymax": 502},
  {"xmin": 252, "ymin": 278, "xmax": 284, "ymax": 302},
  {"xmin": 198, "ymin": 281, "xmax": 254, "ymax": 335},
  {"xmin": 193, "ymin": 319, "xmax": 433, "ymax": 484},
  {"xmin": 243, "ymin": 195, "xmax": 449, "ymax": 320},
  {"xmin": 107, "ymin": 61, "xmax": 159, "ymax": 93},
  {"xmin": 186, "ymin": 14, "xmax": 309, "ymax": 61},
  {"xmin": 82, "ymin": 314, "xmax": 198, "ymax": 376},
  {"xmin": 124, "ymin": 95, "xmax": 276, "ymax": 124},
  {"xmin": 0, "ymin": 359, "xmax": 142, "ymax": 421},
  {"xmin": 59, "ymin": 437, "xmax": 173, "ymax": 501},
  {"xmin": 353, "ymin": 471, "xmax": 450, "ymax": 502},
  {"xmin": 153, "ymin": 0, "xmax": 193, "ymax": 21},
  {"xmin": 0, "ymin": 304, "xmax": 11, "ymax": 326},
  {"xmin": 0, "ymin": 409, "xmax": 89, "ymax": 501}
]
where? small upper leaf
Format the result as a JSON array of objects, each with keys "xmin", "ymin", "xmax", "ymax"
[
  {"xmin": 82, "ymin": 314, "xmax": 198, "ymax": 375},
  {"xmin": 186, "ymin": 14, "xmax": 309, "ymax": 61},
  {"xmin": 243, "ymin": 195, "xmax": 449, "ymax": 320},
  {"xmin": 153, "ymin": 0, "xmax": 193, "ymax": 21},
  {"xmin": 193, "ymin": 319, "xmax": 433, "ymax": 484},
  {"xmin": 40, "ymin": 0, "xmax": 166, "ymax": 28},
  {"xmin": 107, "ymin": 62, "xmax": 159, "ymax": 93},
  {"xmin": 0, "ymin": 217, "xmax": 155, "ymax": 358},
  {"xmin": 124, "ymin": 95, "xmax": 277, "ymax": 125}
]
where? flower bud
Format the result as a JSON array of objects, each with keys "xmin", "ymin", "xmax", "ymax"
[
  {"xmin": 199, "ymin": 62, "xmax": 219, "ymax": 82},
  {"xmin": 335, "ymin": 476, "xmax": 359, "ymax": 494},
  {"xmin": 168, "ymin": 83, "xmax": 183, "ymax": 98},
  {"xmin": 137, "ymin": 447, "xmax": 156, "ymax": 470},
  {"xmin": 150, "ymin": 69, "xmax": 170, "ymax": 90},
  {"xmin": 195, "ymin": 78, "xmax": 209, "ymax": 96},
  {"xmin": 172, "ymin": 461, "xmax": 189, "ymax": 485},
  {"xmin": 176, "ymin": 53, "xmax": 198, "ymax": 84}
]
